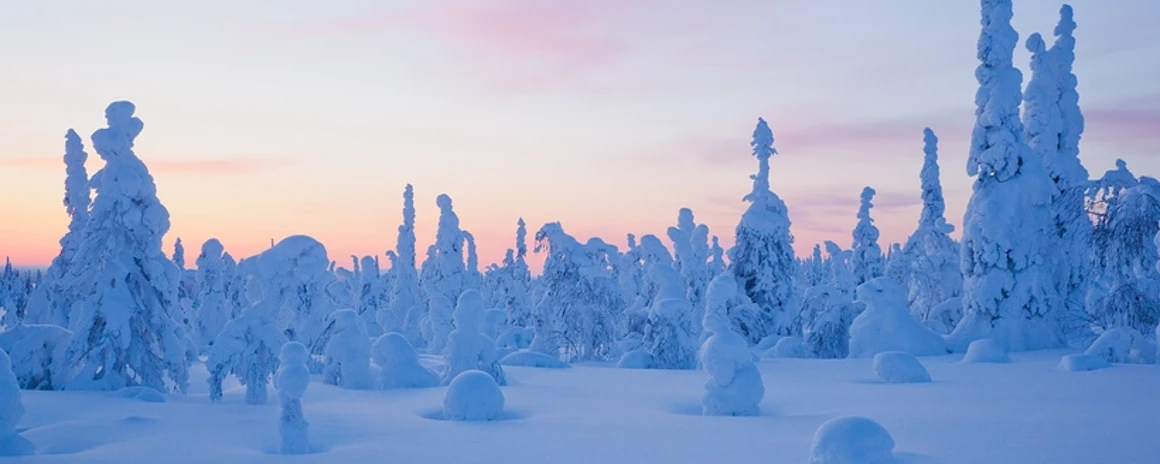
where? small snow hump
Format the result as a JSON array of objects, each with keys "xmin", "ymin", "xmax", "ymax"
[
  {"xmin": 961, "ymin": 338, "xmax": 1010, "ymax": 364},
  {"xmin": 1058, "ymin": 354, "xmax": 1110, "ymax": 372},
  {"xmin": 810, "ymin": 416, "xmax": 895, "ymax": 464},
  {"xmin": 872, "ymin": 352, "xmax": 931, "ymax": 384},
  {"xmin": 443, "ymin": 370, "xmax": 505, "ymax": 421}
]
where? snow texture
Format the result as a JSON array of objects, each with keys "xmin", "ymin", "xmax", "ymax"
[
  {"xmin": 872, "ymin": 352, "xmax": 931, "ymax": 384},
  {"xmin": 699, "ymin": 275, "xmax": 764, "ymax": 416},
  {"xmin": 809, "ymin": 416, "xmax": 895, "ymax": 464},
  {"xmin": 112, "ymin": 386, "xmax": 166, "ymax": 403},
  {"xmin": 443, "ymin": 289, "xmax": 506, "ymax": 386},
  {"xmin": 1057, "ymin": 354, "xmax": 1110, "ymax": 372},
  {"xmin": 729, "ymin": 118, "xmax": 797, "ymax": 342},
  {"xmin": 0, "ymin": 348, "xmax": 34, "ymax": 456},
  {"xmin": 616, "ymin": 350, "xmax": 654, "ymax": 369},
  {"xmin": 500, "ymin": 350, "xmax": 571, "ymax": 369},
  {"xmin": 322, "ymin": 309, "xmax": 373, "ymax": 389},
  {"xmin": 370, "ymin": 332, "xmax": 439, "ymax": 389},
  {"xmin": 443, "ymin": 370, "xmax": 505, "ymax": 421},
  {"xmin": 961, "ymin": 339, "xmax": 1010, "ymax": 364},
  {"xmin": 848, "ymin": 278, "xmax": 948, "ymax": 358},
  {"xmin": 275, "ymin": 342, "xmax": 310, "ymax": 454}
]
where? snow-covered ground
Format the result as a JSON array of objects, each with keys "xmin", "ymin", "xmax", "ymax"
[{"xmin": 13, "ymin": 350, "xmax": 1159, "ymax": 463}]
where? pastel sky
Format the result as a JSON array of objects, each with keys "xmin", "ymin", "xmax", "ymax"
[{"xmin": 1, "ymin": 0, "xmax": 1158, "ymax": 272}]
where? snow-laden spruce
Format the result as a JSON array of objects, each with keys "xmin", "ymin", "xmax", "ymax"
[
  {"xmin": 386, "ymin": 184, "xmax": 426, "ymax": 349},
  {"xmin": 321, "ymin": 309, "xmax": 373, "ymax": 389},
  {"xmin": 642, "ymin": 260, "xmax": 698, "ymax": 370},
  {"xmin": 207, "ymin": 278, "xmax": 287, "ymax": 404},
  {"xmin": 371, "ymin": 332, "xmax": 439, "ymax": 389},
  {"xmin": 729, "ymin": 118, "xmax": 797, "ymax": 342},
  {"xmin": 443, "ymin": 289, "xmax": 507, "ymax": 385},
  {"xmin": 532, "ymin": 223, "xmax": 621, "ymax": 361},
  {"xmin": 463, "ymin": 230, "xmax": 483, "ymax": 291},
  {"xmin": 699, "ymin": 275, "xmax": 764, "ymax": 416},
  {"xmin": 800, "ymin": 285, "xmax": 862, "ymax": 359},
  {"xmin": 420, "ymin": 194, "xmax": 467, "ymax": 353},
  {"xmin": 882, "ymin": 243, "xmax": 909, "ymax": 287},
  {"xmin": 951, "ymin": 0, "xmax": 1066, "ymax": 352},
  {"xmin": 851, "ymin": 187, "xmax": 884, "ymax": 286},
  {"xmin": 823, "ymin": 241, "xmax": 857, "ymax": 298},
  {"xmin": 238, "ymin": 235, "xmax": 335, "ymax": 353},
  {"xmin": 355, "ymin": 256, "xmax": 386, "ymax": 336},
  {"xmin": 63, "ymin": 102, "xmax": 192, "ymax": 392},
  {"xmin": 848, "ymin": 278, "xmax": 947, "ymax": 358},
  {"xmin": 1087, "ymin": 182, "xmax": 1160, "ymax": 335},
  {"xmin": 667, "ymin": 208, "xmax": 712, "ymax": 322},
  {"xmin": 23, "ymin": 129, "xmax": 91, "ymax": 328},
  {"xmin": 194, "ymin": 239, "xmax": 232, "ymax": 350},
  {"xmin": 276, "ymin": 342, "xmax": 311, "ymax": 455},
  {"xmin": 809, "ymin": 416, "xmax": 895, "ymax": 464},
  {"xmin": 903, "ymin": 129, "xmax": 962, "ymax": 333},
  {"xmin": 0, "ymin": 323, "xmax": 73, "ymax": 390},
  {"xmin": 0, "ymin": 348, "xmax": 34, "ymax": 456},
  {"xmin": 443, "ymin": 370, "xmax": 505, "ymax": 421},
  {"xmin": 482, "ymin": 218, "xmax": 533, "ymax": 330}
]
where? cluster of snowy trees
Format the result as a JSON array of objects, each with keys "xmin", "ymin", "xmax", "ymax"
[{"xmin": 2, "ymin": 1, "xmax": 1160, "ymax": 406}]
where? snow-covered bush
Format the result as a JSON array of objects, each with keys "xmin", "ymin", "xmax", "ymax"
[
  {"xmin": 0, "ymin": 348, "xmax": 34, "ymax": 456},
  {"xmin": 370, "ymin": 332, "xmax": 439, "ymax": 389},
  {"xmin": 1084, "ymin": 328, "xmax": 1152, "ymax": 364},
  {"xmin": 532, "ymin": 223, "xmax": 621, "ymax": 361},
  {"xmin": 496, "ymin": 327, "xmax": 534, "ymax": 351},
  {"xmin": 923, "ymin": 297, "xmax": 963, "ymax": 335},
  {"xmin": 728, "ymin": 118, "xmax": 798, "ymax": 342},
  {"xmin": 961, "ymin": 339, "xmax": 1010, "ymax": 364},
  {"xmin": 667, "ymin": 208, "xmax": 712, "ymax": 322},
  {"xmin": 848, "ymin": 278, "xmax": 947, "ymax": 358},
  {"xmin": 206, "ymin": 278, "xmax": 287, "ymax": 404},
  {"xmin": 769, "ymin": 337, "xmax": 805, "ymax": 359},
  {"xmin": 642, "ymin": 261, "xmax": 698, "ymax": 370},
  {"xmin": 616, "ymin": 350, "xmax": 654, "ymax": 369},
  {"xmin": 443, "ymin": 290, "xmax": 506, "ymax": 386},
  {"xmin": 421, "ymin": 194, "xmax": 467, "ymax": 354},
  {"xmin": 872, "ymin": 352, "xmax": 931, "ymax": 384},
  {"xmin": 800, "ymin": 285, "xmax": 861, "ymax": 359},
  {"xmin": 443, "ymin": 370, "xmax": 505, "ymax": 421},
  {"xmin": 321, "ymin": 309, "xmax": 372, "ymax": 389},
  {"xmin": 276, "ymin": 342, "xmax": 311, "ymax": 454},
  {"xmin": 0, "ymin": 324, "xmax": 72, "ymax": 390},
  {"xmin": 700, "ymin": 275, "xmax": 764, "ymax": 416},
  {"xmin": 500, "ymin": 350, "xmax": 570, "ymax": 369},
  {"xmin": 1057, "ymin": 353, "xmax": 1109, "ymax": 372},
  {"xmin": 194, "ymin": 238, "xmax": 232, "ymax": 350},
  {"xmin": 809, "ymin": 416, "xmax": 895, "ymax": 464},
  {"xmin": 238, "ymin": 235, "xmax": 336, "ymax": 354},
  {"xmin": 483, "ymin": 308, "xmax": 506, "ymax": 343}
]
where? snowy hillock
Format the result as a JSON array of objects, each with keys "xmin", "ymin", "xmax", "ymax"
[
  {"xmin": 443, "ymin": 370, "xmax": 505, "ymax": 421},
  {"xmin": 961, "ymin": 339, "xmax": 1010, "ymax": 364},
  {"xmin": 500, "ymin": 351, "xmax": 570, "ymax": 369},
  {"xmin": 848, "ymin": 278, "xmax": 947, "ymax": 358},
  {"xmin": 769, "ymin": 337, "xmax": 805, "ymax": 358},
  {"xmin": 1058, "ymin": 354, "xmax": 1110, "ymax": 372},
  {"xmin": 1084, "ymin": 328, "xmax": 1153, "ymax": 364},
  {"xmin": 809, "ymin": 416, "xmax": 895, "ymax": 464},
  {"xmin": 872, "ymin": 352, "xmax": 931, "ymax": 384},
  {"xmin": 370, "ymin": 333, "xmax": 439, "ymax": 389}
]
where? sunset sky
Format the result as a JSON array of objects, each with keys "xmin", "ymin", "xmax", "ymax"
[{"xmin": 1, "ymin": 0, "xmax": 1158, "ymax": 272}]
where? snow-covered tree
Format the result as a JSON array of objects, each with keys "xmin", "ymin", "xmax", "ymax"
[
  {"xmin": 903, "ymin": 129, "xmax": 963, "ymax": 332},
  {"xmin": 0, "ymin": 348, "xmax": 34, "ymax": 456},
  {"xmin": 371, "ymin": 332, "xmax": 439, "ymax": 389},
  {"xmin": 207, "ymin": 278, "xmax": 286, "ymax": 404},
  {"xmin": 173, "ymin": 238, "xmax": 186, "ymax": 270},
  {"xmin": 668, "ymin": 208, "xmax": 712, "ymax": 327},
  {"xmin": 443, "ymin": 289, "xmax": 506, "ymax": 385},
  {"xmin": 851, "ymin": 187, "xmax": 884, "ymax": 286},
  {"xmin": 0, "ymin": 323, "xmax": 73, "ymax": 390},
  {"xmin": 699, "ymin": 275, "xmax": 763, "ymax": 416},
  {"xmin": 321, "ymin": 309, "xmax": 372, "ymax": 389},
  {"xmin": 1088, "ymin": 182, "xmax": 1160, "ymax": 335},
  {"xmin": 238, "ymin": 235, "xmax": 336, "ymax": 354},
  {"xmin": 709, "ymin": 236, "xmax": 726, "ymax": 276},
  {"xmin": 642, "ymin": 260, "xmax": 698, "ymax": 370},
  {"xmin": 532, "ymin": 223, "xmax": 621, "ymax": 360},
  {"xmin": 64, "ymin": 102, "xmax": 192, "ymax": 392},
  {"xmin": 355, "ymin": 256, "xmax": 386, "ymax": 336},
  {"xmin": 23, "ymin": 129, "xmax": 91, "ymax": 327},
  {"xmin": 823, "ymin": 241, "xmax": 856, "ymax": 298},
  {"xmin": 800, "ymin": 284, "xmax": 862, "ymax": 359},
  {"xmin": 194, "ymin": 239, "xmax": 232, "ymax": 349},
  {"xmin": 420, "ymin": 194, "xmax": 467, "ymax": 353},
  {"xmin": 275, "ymin": 341, "xmax": 310, "ymax": 455},
  {"xmin": 882, "ymin": 243, "xmax": 910, "ymax": 286},
  {"xmin": 463, "ymin": 231, "xmax": 483, "ymax": 291},
  {"xmin": 385, "ymin": 185, "xmax": 425, "ymax": 349},
  {"xmin": 950, "ymin": 0, "xmax": 1065, "ymax": 352},
  {"xmin": 728, "ymin": 118, "xmax": 797, "ymax": 342}
]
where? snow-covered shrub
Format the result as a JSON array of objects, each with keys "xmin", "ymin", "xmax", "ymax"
[
  {"xmin": 276, "ymin": 342, "xmax": 311, "ymax": 455},
  {"xmin": 496, "ymin": 327, "xmax": 534, "ymax": 351},
  {"xmin": 756, "ymin": 335, "xmax": 780, "ymax": 351},
  {"xmin": 850, "ymin": 187, "xmax": 884, "ymax": 286},
  {"xmin": 0, "ymin": 348, "xmax": 34, "ymax": 456},
  {"xmin": 420, "ymin": 194, "xmax": 467, "ymax": 354},
  {"xmin": 238, "ymin": 235, "xmax": 336, "ymax": 354},
  {"xmin": 113, "ymin": 386, "xmax": 166, "ymax": 403},
  {"xmin": 961, "ymin": 339, "xmax": 1010, "ymax": 364},
  {"xmin": 1057, "ymin": 354, "xmax": 1110, "ymax": 372},
  {"xmin": 700, "ymin": 275, "xmax": 764, "ymax": 416},
  {"xmin": 194, "ymin": 238, "xmax": 232, "ymax": 350},
  {"xmin": 770, "ymin": 337, "xmax": 805, "ymax": 359},
  {"xmin": 923, "ymin": 297, "xmax": 962, "ymax": 335},
  {"xmin": 616, "ymin": 350, "xmax": 654, "ymax": 369},
  {"xmin": 1084, "ymin": 328, "xmax": 1152, "ymax": 364},
  {"xmin": 532, "ymin": 223, "xmax": 621, "ymax": 361},
  {"xmin": 321, "ymin": 309, "xmax": 372, "ymax": 389},
  {"xmin": 443, "ymin": 290, "xmax": 506, "ymax": 386},
  {"xmin": 370, "ymin": 332, "xmax": 439, "ymax": 389},
  {"xmin": 0, "ymin": 324, "xmax": 72, "ymax": 390},
  {"xmin": 206, "ymin": 278, "xmax": 287, "ymax": 405},
  {"xmin": 800, "ymin": 285, "xmax": 861, "ymax": 359},
  {"xmin": 483, "ymin": 309, "xmax": 506, "ymax": 342},
  {"xmin": 904, "ymin": 129, "xmax": 963, "ymax": 333},
  {"xmin": 848, "ymin": 278, "xmax": 947, "ymax": 358},
  {"xmin": 642, "ymin": 261, "xmax": 698, "ymax": 370},
  {"xmin": 443, "ymin": 370, "xmax": 505, "ymax": 421},
  {"xmin": 872, "ymin": 352, "xmax": 931, "ymax": 384},
  {"xmin": 500, "ymin": 350, "xmax": 570, "ymax": 369},
  {"xmin": 809, "ymin": 416, "xmax": 895, "ymax": 464}
]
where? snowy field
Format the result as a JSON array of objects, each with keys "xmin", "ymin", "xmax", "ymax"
[{"xmin": 14, "ymin": 351, "xmax": 1159, "ymax": 464}]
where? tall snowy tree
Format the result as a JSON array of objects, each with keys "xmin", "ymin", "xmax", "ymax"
[
  {"xmin": 851, "ymin": 187, "xmax": 884, "ymax": 286},
  {"xmin": 728, "ymin": 118, "xmax": 797, "ymax": 342},
  {"xmin": 385, "ymin": 185, "xmax": 425, "ymax": 348},
  {"xmin": 903, "ymin": 129, "xmax": 963, "ymax": 331},
  {"xmin": 63, "ymin": 101, "xmax": 192, "ymax": 392},
  {"xmin": 420, "ymin": 194, "xmax": 467, "ymax": 353},
  {"xmin": 462, "ymin": 231, "xmax": 483, "ymax": 291},
  {"xmin": 194, "ymin": 238, "xmax": 232, "ymax": 350},
  {"xmin": 532, "ymin": 223, "xmax": 621, "ymax": 361},
  {"xmin": 667, "ymin": 208, "xmax": 712, "ymax": 326},
  {"xmin": 708, "ymin": 236, "xmax": 726, "ymax": 276},
  {"xmin": 24, "ymin": 129, "xmax": 92, "ymax": 327},
  {"xmin": 950, "ymin": 0, "xmax": 1065, "ymax": 352},
  {"xmin": 237, "ymin": 235, "xmax": 336, "ymax": 354}
]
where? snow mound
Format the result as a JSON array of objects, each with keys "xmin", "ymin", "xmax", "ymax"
[
  {"xmin": 370, "ymin": 333, "xmax": 439, "ymax": 389},
  {"xmin": 112, "ymin": 386, "xmax": 166, "ymax": 403},
  {"xmin": 1058, "ymin": 354, "xmax": 1111, "ymax": 372},
  {"xmin": 849, "ymin": 278, "xmax": 947, "ymax": 358},
  {"xmin": 0, "ymin": 348, "xmax": 34, "ymax": 456},
  {"xmin": 501, "ymin": 350, "xmax": 570, "ymax": 369},
  {"xmin": 757, "ymin": 335, "xmax": 780, "ymax": 351},
  {"xmin": 809, "ymin": 416, "xmax": 896, "ymax": 464},
  {"xmin": 872, "ymin": 352, "xmax": 931, "ymax": 384},
  {"xmin": 769, "ymin": 336, "xmax": 805, "ymax": 358},
  {"xmin": 617, "ymin": 350, "xmax": 654, "ymax": 369},
  {"xmin": 1085, "ymin": 328, "xmax": 1151, "ymax": 364},
  {"xmin": 496, "ymin": 327, "xmax": 534, "ymax": 351},
  {"xmin": 443, "ymin": 370, "xmax": 505, "ymax": 421},
  {"xmin": 961, "ymin": 339, "xmax": 1010, "ymax": 363}
]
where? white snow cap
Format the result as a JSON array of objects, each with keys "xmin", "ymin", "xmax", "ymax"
[
  {"xmin": 961, "ymin": 339, "xmax": 1010, "ymax": 363},
  {"xmin": 443, "ymin": 370, "xmax": 505, "ymax": 421},
  {"xmin": 810, "ymin": 416, "xmax": 895, "ymax": 464},
  {"xmin": 873, "ymin": 352, "xmax": 931, "ymax": 383}
]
